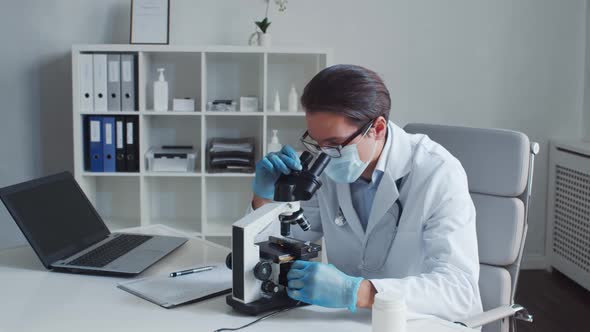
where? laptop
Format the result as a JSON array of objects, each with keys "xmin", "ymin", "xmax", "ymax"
[{"xmin": 0, "ymin": 172, "xmax": 187, "ymax": 276}]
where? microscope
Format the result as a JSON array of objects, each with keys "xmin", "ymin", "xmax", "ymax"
[{"xmin": 226, "ymin": 151, "xmax": 330, "ymax": 315}]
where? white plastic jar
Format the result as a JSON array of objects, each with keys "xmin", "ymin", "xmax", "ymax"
[{"xmin": 372, "ymin": 291, "xmax": 407, "ymax": 332}]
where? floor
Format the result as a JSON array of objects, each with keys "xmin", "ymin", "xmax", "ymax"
[{"xmin": 514, "ymin": 269, "xmax": 590, "ymax": 332}]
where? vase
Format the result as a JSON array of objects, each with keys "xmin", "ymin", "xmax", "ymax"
[
  {"xmin": 249, "ymin": 31, "xmax": 272, "ymax": 47},
  {"xmin": 258, "ymin": 32, "xmax": 271, "ymax": 47}
]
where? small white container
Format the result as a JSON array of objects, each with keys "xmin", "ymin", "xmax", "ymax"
[
  {"xmin": 372, "ymin": 291, "xmax": 407, "ymax": 332},
  {"xmin": 153, "ymin": 68, "xmax": 168, "ymax": 112},
  {"xmin": 273, "ymin": 91, "xmax": 281, "ymax": 112},
  {"xmin": 288, "ymin": 85, "xmax": 298, "ymax": 112},
  {"xmin": 240, "ymin": 96, "xmax": 259, "ymax": 112},
  {"xmin": 146, "ymin": 146, "xmax": 197, "ymax": 172},
  {"xmin": 172, "ymin": 98, "xmax": 196, "ymax": 112},
  {"xmin": 267, "ymin": 129, "xmax": 282, "ymax": 153}
]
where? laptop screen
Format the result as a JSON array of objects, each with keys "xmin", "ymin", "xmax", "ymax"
[{"xmin": 0, "ymin": 172, "xmax": 110, "ymax": 268}]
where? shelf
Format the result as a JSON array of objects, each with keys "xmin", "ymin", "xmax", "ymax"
[
  {"xmin": 265, "ymin": 111, "xmax": 305, "ymax": 116},
  {"xmin": 82, "ymin": 172, "xmax": 141, "ymax": 177},
  {"xmin": 205, "ymin": 172, "xmax": 255, "ymax": 178},
  {"xmin": 73, "ymin": 45, "xmax": 332, "ymax": 235},
  {"xmin": 88, "ymin": 177, "xmax": 141, "ymax": 230},
  {"xmin": 267, "ymin": 116, "xmax": 307, "ymax": 152},
  {"xmin": 204, "ymin": 111, "xmax": 264, "ymax": 116},
  {"xmin": 142, "ymin": 52, "xmax": 202, "ymax": 112},
  {"xmin": 144, "ymin": 171, "xmax": 201, "ymax": 177},
  {"xmin": 142, "ymin": 111, "xmax": 202, "ymax": 116},
  {"xmin": 150, "ymin": 218, "xmax": 202, "ymax": 236},
  {"xmin": 204, "ymin": 236, "xmax": 231, "ymax": 249},
  {"xmin": 104, "ymin": 218, "xmax": 142, "ymax": 232},
  {"xmin": 74, "ymin": 44, "xmax": 332, "ymax": 55},
  {"xmin": 80, "ymin": 111, "xmax": 139, "ymax": 116},
  {"xmin": 205, "ymin": 219, "xmax": 235, "ymax": 237},
  {"xmin": 143, "ymin": 116, "xmax": 202, "ymax": 169},
  {"xmin": 267, "ymin": 53, "xmax": 326, "ymax": 112},
  {"xmin": 205, "ymin": 52, "xmax": 263, "ymax": 113},
  {"xmin": 145, "ymin": 177, "xmax": 202, "ymax": 233}
]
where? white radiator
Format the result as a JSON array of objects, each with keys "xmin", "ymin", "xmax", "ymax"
[{"xmin": 547, "ymin": 140, "xmax": 590, "ymax": 291}]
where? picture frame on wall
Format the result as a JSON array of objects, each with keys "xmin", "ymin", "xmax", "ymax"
[{"xmin": 130, "ymin": 0, "xmax": 170, "ymax": 45}]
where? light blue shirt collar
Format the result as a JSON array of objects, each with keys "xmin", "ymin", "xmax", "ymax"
[{"xmin": 350, "ymin": 125, "xmax": 391, "ymax": 231}]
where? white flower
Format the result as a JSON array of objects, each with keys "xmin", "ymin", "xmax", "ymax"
[{"xmin": 275, "ymin": 0, "xmax": 288, "ymax": 12}]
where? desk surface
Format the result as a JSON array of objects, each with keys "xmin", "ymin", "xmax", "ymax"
[{"xmin": 0, "ymin": 225, "xmax": 475, "ymax": 332}]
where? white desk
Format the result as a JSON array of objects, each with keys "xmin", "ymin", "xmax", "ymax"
[{"xmin": 0, "ymin": 225, "xmax": 476, "ymax": 332}]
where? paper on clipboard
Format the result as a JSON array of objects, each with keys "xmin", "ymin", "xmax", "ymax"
[{"xmin": 117, "ymin": 263, "xmax": 231, "ymax": 308}]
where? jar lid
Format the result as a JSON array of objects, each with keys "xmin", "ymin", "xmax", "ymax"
[{"xmin": 373, "ymin": 291, "xmax": 406, "ymax": 310}]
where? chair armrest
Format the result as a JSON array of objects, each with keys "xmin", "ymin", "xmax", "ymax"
[{"xmin": 455, "ymin": 304, "xmax": 533, "ymax": 328}]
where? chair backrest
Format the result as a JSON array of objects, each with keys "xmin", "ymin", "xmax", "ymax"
[{"xmin": 404, "ymin": 123, "xmax": 537, "ymax": 332}]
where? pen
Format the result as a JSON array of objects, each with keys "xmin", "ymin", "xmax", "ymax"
[{"xmin": 169, "ymin": 265, "xmax": 215, "ymax": 277}]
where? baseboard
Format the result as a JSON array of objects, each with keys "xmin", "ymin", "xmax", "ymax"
[{"xmin": 521, "ymin": 254, "xmax": 548, "ymax": 270}]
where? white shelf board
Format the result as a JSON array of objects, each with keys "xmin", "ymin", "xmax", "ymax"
[
  {"xmin": 104, "ymin": 218, "xmax": 142, "ymax": 231},
  {"xmin": 143, "ymin": 171, "xmax": 201, "ymax": 177},
  {"xmin": 82, "ymin": 172, "xmax": 141, "ymax": 177},
  {"xmin": 205, "ymin": 220, "xmax": 234, "ymax": 237},
  {"xmin": 150, "ymin": 218, "xmax": 202, "ymax": 236},
  {"xmin": 204, "ymin": 111, "xmax": 264, "ymax": 116},
  {"xmin": 117, "ymin": 224, "xmax": 201, "ymax": 238},
  {"xmin": 205, "ymin": 172, "xmax": 255, "ymax": 178},
  {"xmin": 142, "ymin": 111, "xmax": 203, "ymax": 116},
  {"xmin": 73, "ymin": 44, "xmax": 333, "ymax": 55},
  {"xmin": 79, "ymin": 111, "xmax": 139, "ymax": 116},
  {"xmin": 265, "ymin": 111, "xmax": 305, "ymax": 116}
]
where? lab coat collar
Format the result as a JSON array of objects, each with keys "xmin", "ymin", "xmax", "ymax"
[
  {"xmin": 374, "ymin": 123, "xmax": 390, "ymax": 174},
  {"xmin": 335, "ymin": 121, "xmax": 412, "ymax": 242},
  {"xmin": 364, "ymin": 121, "xmax": 413, "ymax": 237}
]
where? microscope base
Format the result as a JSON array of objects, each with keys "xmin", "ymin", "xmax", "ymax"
[{"xmin": 226, "ymin": 293, "xmax": 307, "ymax": 316}]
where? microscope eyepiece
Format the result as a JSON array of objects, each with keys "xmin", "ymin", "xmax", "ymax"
[{"xmin": 274, "ymin": 152, "xmax": 331, "ymax": 202}]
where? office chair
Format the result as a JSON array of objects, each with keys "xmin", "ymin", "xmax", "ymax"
[{"xmin": 404, "ymin": 123, "xmax": 538, "ymax": 332}]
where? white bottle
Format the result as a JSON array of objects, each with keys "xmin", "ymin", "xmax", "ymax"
[
  {"xmin": 372, "ymin": 291, "xmax": 407, "ymax": 332},
  {"xmin": 288, "ymin": 85, "xmax": 298, "ymax": 112},
  {"xmin": 273, "ymin": 91, "xmax": 281, "ymax": 112},
  {"xmin": 267, "ymin": 129, "xmax": 282, "ymax": 153},
  {"xmin": 154, "ymin": 68, "xmax": 168, "ymax": 112}
]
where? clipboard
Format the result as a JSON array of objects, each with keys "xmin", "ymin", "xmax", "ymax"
[{"xmin": 117, "ymin": 263, "xmax": 231, "ymax": 308}]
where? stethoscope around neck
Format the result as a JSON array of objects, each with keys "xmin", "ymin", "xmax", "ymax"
[{"xmin": 334, "ymin": 176, "xmax": 406, "ymax": 273}]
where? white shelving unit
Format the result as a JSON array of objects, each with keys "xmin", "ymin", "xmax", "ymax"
[{"xmin": 72, "ymin": 44, "xmax": 332, "ymax": 247}]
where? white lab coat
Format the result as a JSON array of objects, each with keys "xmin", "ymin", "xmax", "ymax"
[{"xmin": 292, "ymin": 121, "xmax": 483, "ymax": 322}]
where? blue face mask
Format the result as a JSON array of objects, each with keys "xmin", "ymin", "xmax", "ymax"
[{"xmin": 324, "ymin": 138, "xmax": 377, "ymax": 184}]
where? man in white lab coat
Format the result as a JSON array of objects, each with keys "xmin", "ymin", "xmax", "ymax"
[{"xmin": 251, "ymin": 64, "xmax": 483, "ymax": 322}]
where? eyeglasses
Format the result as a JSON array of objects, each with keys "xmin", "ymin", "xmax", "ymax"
[{"xmin": 300, "ymin": 120, "xmax": 374, "ymax": 158}]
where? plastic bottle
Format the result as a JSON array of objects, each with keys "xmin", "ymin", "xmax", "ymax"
[
  {"xmin": 372, "ymin": 291, "xmax": 407, "ymax": 332},
  {"xmin": 288, "ymin": 85, "xmax": 298, "ymax": 112},
  {"xmin": 273, "ymin": 91, "xmax": 281, "ymax": 112},
  {"xmin": 267, "ymin": 129, "xmax": 282, "ymax": 153},
  {"xmin": 154, "ymin": 68, "xmax": 168, "ymax": 111}
]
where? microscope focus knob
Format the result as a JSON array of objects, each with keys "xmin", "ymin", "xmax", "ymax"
[
  {"xmin": 225, "ymin": 253, "xmax": 232, "ymax": 270},
  {"xmin": 261, "ymin": 280, "xmax": 279, "ymax": 295},
  {"xmin": 253, "ymin": 261, "xmax": 272, "ymax": 281}
]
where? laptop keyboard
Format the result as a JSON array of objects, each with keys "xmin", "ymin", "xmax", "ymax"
[{"xmin": 69, "ymin": 234, "xmax": 153, "ymax": 268}]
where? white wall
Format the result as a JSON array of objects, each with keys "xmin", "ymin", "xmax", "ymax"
[
  {"xmin": 0, "ymin": 1, "xmax": 586, "ymax": 267},
  {"xmin": 0, "ymin": 0, "xmax": 131, "ymax": 248}
]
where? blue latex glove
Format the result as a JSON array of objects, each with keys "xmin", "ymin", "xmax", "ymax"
[
  {"xmin": 252, "ymin": 145, "xmax": 302, "ymax": 200},
  {"xmin": 286, "ymin": 260, "xmax": 364, "ymax": 312}
]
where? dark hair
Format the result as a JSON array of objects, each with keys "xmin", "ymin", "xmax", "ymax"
[{"xmin": 301, "ymin": 64, "xmax": 391, "ymax": 125}]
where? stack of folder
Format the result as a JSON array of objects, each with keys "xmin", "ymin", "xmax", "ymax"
[
  {"xmin": 207, "ymin": 137, "xmax": 255, "ymax": 173},
  {"xmin": 78, "ymin": 53, "xmax": 137, "ymax": 112},
  {"xmin": 84, "ymin": 116, "xmax": 139, "ymax": 172}
]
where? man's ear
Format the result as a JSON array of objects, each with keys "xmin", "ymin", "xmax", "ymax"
[{"xmin": 372, "ymin": 116, "xmax": 388, "ymax": 140}]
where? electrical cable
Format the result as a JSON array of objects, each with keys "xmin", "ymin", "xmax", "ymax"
[{"xmin": 213, "ymin": 304, "xmax": 299, "ymax": 332}]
